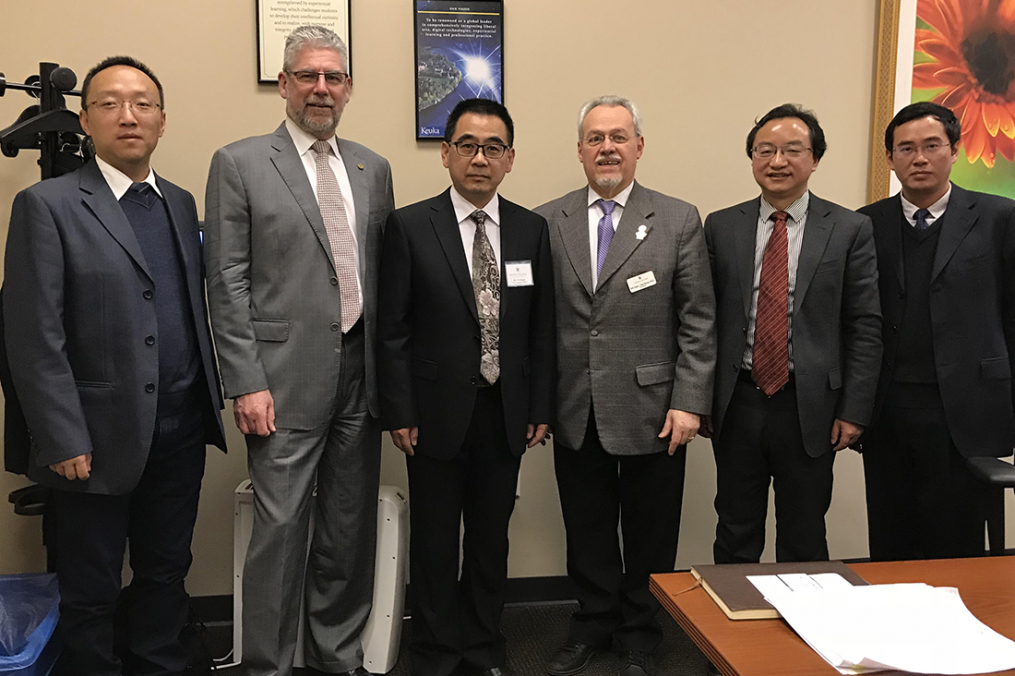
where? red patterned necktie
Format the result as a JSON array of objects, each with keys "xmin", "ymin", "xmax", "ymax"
[
  {"xmin": 752, "ymin": 210, "xmax": 789, "ymax": 395},
  {"xmin": 312, "ymin": 140, "xmax": 361, "ymax": 333}
]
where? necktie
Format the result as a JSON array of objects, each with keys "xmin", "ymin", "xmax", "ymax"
[
  {"xmin": 312, "ymin": 140, "xmax": 361, "ymax": 333},
  {"xmin": 122, "ymin": 182, "xmax": 158, "ymax": 210},
  {"xmin": 596, "ymin": 199, "xmax": 617, "ymax": 278},
  {"xmin": 914, "ymin": 208, "xmax": 931, "ymax": 230},
  {"xmin": 471, "ymin": 210, "xmax": 500, "ymax": 384},
  {"xmin": 752, "ymin": 210, "xmax": 790, "ymax": 396}
]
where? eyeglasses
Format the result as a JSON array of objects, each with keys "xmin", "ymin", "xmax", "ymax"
[
  {"xmin": 451, "ymin": 141, "xmax": 510, "ymax": 159},
  {"xmin": 752, "ymin": 144, "xmax": 812, "ymax": 160},
  {"xmin": 892, "ymin": 142, "xmax": 951, "ymax": 158},
  {"xmin": 583, "ymin": 133, "xmax": 634, "ymax": 147},
  {"xmin": 287, "ymin": 70, "xmax": 349, "ymax": 86},
  {"xmin": 87, "ymin": 99, "xmax": 162, "ymax": 115}
]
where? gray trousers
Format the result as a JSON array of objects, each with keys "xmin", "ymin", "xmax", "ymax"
[{"xmin": 242, "ymin": 325, "xmax": 382, "ymax": 676}]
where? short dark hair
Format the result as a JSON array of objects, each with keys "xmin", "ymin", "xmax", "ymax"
[
  {"xmin": 81, "ymin": 55, "xmax": 164, "ymax": 110},
  {"xmin": 746, "ymin": 103, "xmax": 827, "ymax": 161},
  {"xmin": 443, "ymin": 98, "xmax": 514, "ymax": 147},
  {"xmin": 884, "ymin": 101, "xmax": 961, "ymax": 152}
]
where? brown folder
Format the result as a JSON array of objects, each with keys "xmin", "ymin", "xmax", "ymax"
[{"xmin": 690, "ymin": 561, "xmax": 869, "ymax": 620}]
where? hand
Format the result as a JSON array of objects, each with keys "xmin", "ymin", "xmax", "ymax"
[
  {"xmin": 49, "ymin": 453, "xmax": 92, "ymax": 481},
  {"xmin": 390, "ymin": 427, "xmax": 418, "ymax": 456},
  {"xmin": 234, "ymin": 389, "xmax": 276, "ymax": 437},
  {"xmin": 658, "ymin": 409, "xmax": 700, "ymax": 455},
  {"xmin": 831, "ymin": 418, "xmax": 863, "ymax": 452},
  {"xmin": 699, "ymin": 414, "xmax": 715, "ymax": 439},
  {"xmin": 526, "ymin": 423, "xmax": 549, "ymax": 448}
]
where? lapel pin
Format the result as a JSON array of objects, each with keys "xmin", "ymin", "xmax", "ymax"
[
  {"xmin": 357, "ymin": 163, "xmax": 365, "ymax": 170},
  {"xmin": 636, "ymin": 225, "xmax": 648, "ymax": 240}
]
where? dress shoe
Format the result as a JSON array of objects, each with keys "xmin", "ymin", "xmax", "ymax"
[
  {"xmin": 619, "ymin": 650, "xmax": 656, "ymax": 676},
  {"xmin": 475, "ymin": 667, "xmax": 515, "ymax": 676},
  {"xmin": 306, "ymin": 667, "xmax": 372, "ymax": 676},
  {"xmin": 546, "ymin": 640, "xmax": 599, "ymax": 675}
]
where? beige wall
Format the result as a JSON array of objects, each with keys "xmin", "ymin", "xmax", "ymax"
[{"xmin": 2, "ymin": 0, "xmax": 1008, "ymax": 596}]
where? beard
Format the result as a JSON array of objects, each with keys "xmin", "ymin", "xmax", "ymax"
[
  {"xmin": 593, "ymin": 175, "xmax": 622, "ymax": 191},
  {"xmin": 289, "ymin": 94, "xmax": 340, "ymax": 137}
]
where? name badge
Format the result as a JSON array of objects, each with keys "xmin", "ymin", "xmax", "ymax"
[
  {"xmin": 505, "ymin": 261, "xmax": 534, "ymax": 287},
  {"xmin": 627, "ymin": 271, "xmax": 657, "ymax": 293}
]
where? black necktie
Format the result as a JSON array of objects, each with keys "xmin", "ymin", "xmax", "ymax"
[
  {"xmin": 914, "ymin": 208, "xmax": 931, "ymax": 230},
  {"xmin": 121, "ymin": 182, "xmax": 158, "ymax": 210}
]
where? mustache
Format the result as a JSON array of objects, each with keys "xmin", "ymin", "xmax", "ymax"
[{"xmin": 305, "ymin": 95, "xmax": 335, "ymax": 107}]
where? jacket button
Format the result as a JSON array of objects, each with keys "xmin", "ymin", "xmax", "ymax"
[
  {"xmin": 890, "ymin": 325, "xmax": 898, "ymax": 333},
  {"xmin": 331, "ymin": 322, "xmax": 340, "ymax": 331},
  {"xmin": 145, "ymin": 383, "xmax": 155, "ymax": 393},
  {"xmin": 145, "ymin": 335, "xmax": 155, "ymax": 346},
  {"xmin": 143, "ymin": 289, "xmax": 154, "ymax": 300},
  {"xmin": 732, "ymin": 363, "xmax": 739, "ymax": 370},
  {"xmin": 330, "ymin": 277, "xmax": 338, "ymax": 286},
  {"xmin": 470, "ymin": 376, "xmax": 477, "ymax": 385},
  {"xmin": 591, "ymin": 329, "xmax": 599, "ymax": 337}
]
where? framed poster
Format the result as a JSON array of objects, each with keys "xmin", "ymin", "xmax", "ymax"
[
  {"xmin": 870, "ymin": 0, "xmax": 1015, "ymax": 201},
  {"xmin": 414, "ymin": 0, "xmax": 504, "ymax": 139},
  {"xmin": 257, "ymin": 0, "xmax": 351, "ymax": 83}
]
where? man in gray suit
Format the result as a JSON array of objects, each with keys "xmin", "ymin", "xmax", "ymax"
[
  {"xmin": 702, "ymin": 104, "xmax": 882, "ymax": 566},
  {"xmin": 537, "ymin": 95, "xmax": 716, "ymax": 676},
  {"xmin": 204, "ymin": 25, "xmax": 394, "ymax": 676}
]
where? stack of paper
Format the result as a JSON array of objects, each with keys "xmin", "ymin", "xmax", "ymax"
[{"xmin": 748, "ymin": 574, "xmax": 1015, "ymax": 675}]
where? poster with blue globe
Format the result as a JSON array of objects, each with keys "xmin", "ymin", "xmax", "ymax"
[{"xmin": 415, "ymin": 0, "xmax": 503, "ymax": 139}]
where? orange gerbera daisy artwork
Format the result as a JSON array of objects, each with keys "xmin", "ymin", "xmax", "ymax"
[{"xmin": 913, "ymin": 0, "xmax": 1015, "ymax": 167}]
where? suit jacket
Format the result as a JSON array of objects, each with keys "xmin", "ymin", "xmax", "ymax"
[
  {"xmin": 204, "ymin": 123, "xmax": 394, "ymax": 428},
  {"xmin": 376, "ymin": 189, "xmax": 555, "ymax": 460},
  {"xmin": 3, "ymin": 160, "xmax": 227, "ymax": 495},
  {"xmin": 704, "ymin": 194, "xmax": 882, "ymax": 458},
  {"xmin": 535, "ymin": 181, "xmax": 716, "ymax": 455},
  {"xmin": 860, "ymin": 184, "xmax": 1015, "ymax": 457}
]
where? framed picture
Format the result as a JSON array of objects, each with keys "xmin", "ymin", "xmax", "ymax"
[
  {"xmin": 257, "ymin": 0, "xmax": 351, "ymax": 83},
  {"xmin": 414, "ymin": 0, "xmax": 504, "ymax": 140},
  {"xmin": 870, "ymin": 0, "xmax": 1015, "ymax": 201}
]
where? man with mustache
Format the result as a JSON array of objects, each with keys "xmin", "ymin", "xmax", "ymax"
[
  {"xmin": 703, "ymin": 104, "xmax": 881, "ymax": 568},
  {"xmin": 204, "ymin": 24, "xmax": 394, "ymax": 676},
  {"xmin": 536, "ymin": 96, "xmax": 715, "ymax": 676}
]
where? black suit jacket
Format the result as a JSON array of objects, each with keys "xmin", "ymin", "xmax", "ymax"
[
  {"xmin": 3, "ymin": 160, "xmax": 227, "ymax": 495},
  {"xmin": 859, "ymin": 184, "xmax": 1015, "ymax": 457},
  {"xmin": 377, "ymin": 189, "xmax": 555, "ymax": 460}
]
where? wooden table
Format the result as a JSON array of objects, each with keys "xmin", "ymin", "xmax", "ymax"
[{"xmin": 651, "ymin": 557, "xmax": 1015, "ymax": 675}]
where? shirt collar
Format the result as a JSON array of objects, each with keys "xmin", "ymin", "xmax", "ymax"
[
  {"xmin": 285, "ymin": 118, "xmax": 340, "ymax": 161},
  {"xmin": 95, "ymin": 155, "xmax": 162, "ymax": 201},
  {"xmin": 587, "ymin": 181, "xmax": 635, "ymax": 209},
  {"xmin": 760, "ymin": 191, "xmax": 809, "ymax": 225},
  {"xmin": 900, "ymin": 184, "xmax": 951, "ymax": 225},
  {"xmin": 450, "ymin": 187, "xmax": 500, "ymax": 227}
]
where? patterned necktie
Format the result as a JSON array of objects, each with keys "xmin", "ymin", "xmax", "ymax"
[
  {"xmin": 914, "ymin": 208, "xmax": 931, "ymax": 230},
  {"xmin": 312, "ymin": 140, "xmax": 361, "ymax": 333},
  {"xmin": 123, "ymin": 182, "xmax": 158, "ymax": 210},
  {"xmin": 471, "ymin": 210, "xmax": 500, "ymax": 384},
  {"xmin": 596, "ymin": 199, "xmax": 617, "ymax": 278},
  {"xmin": 752, "ymin": 210, "xmax": 790, "ymax": 396}
]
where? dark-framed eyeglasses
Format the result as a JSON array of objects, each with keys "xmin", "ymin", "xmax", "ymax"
[
  {"xmin": 891, "ymin": 142, "xmax": 950, "ymax": 158},
  {"xmin": 86, "ymin": 98, "xmax": 162, "ymax": 115},
  {"xmin": 451, "ymin": 141, "xmax": 510, "ymax": 159},
  {"xmin": 752, "ymin": 144, "xmax": 812, "ymax": 160},
  {"xmin": 287, "ymin": 70, "xmax": 349, "ymax": 86}
]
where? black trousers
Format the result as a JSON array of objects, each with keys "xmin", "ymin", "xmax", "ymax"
[
  {"xmin": 863, "ymin": 400, "xmax": 986, "ymax": 561},
  {"xmin": 51, "ymin": 392, "xmax": 208, "ymax": 676},
  {"xmin": 554, "ymin": 411, "xmax": 687, "ymax": 653},
  {"xmin": 713, "ymin": 378, "xmax": 834, "ymax": 564},
  {"xmin": 405, "ymin": 383, "xmax": 521, "ymax": 676}
]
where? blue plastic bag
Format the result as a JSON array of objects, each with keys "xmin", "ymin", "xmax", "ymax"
[{"xmin": 0, "ymin": 573, "xmax": 60, "ymax": 674}]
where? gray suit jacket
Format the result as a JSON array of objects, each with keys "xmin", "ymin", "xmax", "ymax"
[
  {"xmin": 536, "ymin": 182, "xmax": 716, "ymax": 455},
  {"xmin": 204, "ymin": 123, "xmax": 394, "ymax": 429},
  {"xmin": 704, "ymin": 194, "xmax": 883, "ymax": 458}
]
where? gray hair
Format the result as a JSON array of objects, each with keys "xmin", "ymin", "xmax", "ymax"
[
  {"xmin": 283, "ymin": 25, "xmax": 349, "ymax": 73},
  {"xmin": 577, "ymin": 95, "xmax": 643, "ymax": 140}
]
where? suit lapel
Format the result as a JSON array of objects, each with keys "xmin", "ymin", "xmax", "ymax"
[
  {"xmin": 269, "ymin": 123, "xmax": 336, "ymax": 273},
  {"xmin": 794, "ymin": 194, "xmax": 834, "ymax": 309},
  {"xmin": 430, "ymin": 190, "xmax": 479, "ymax": 323},
  {"xmin": 79, "ymin": 161, "xmax": 152, "ymax": 281},
  {"xmin": 932, "ymin": 185, "xmax": 978, "ymax": 282},
  {"xmin": 597, "ymin": 181, "xmax": 653, "ymax": 289},
  {"xmin": 734, "ymin": 199, "xmax": 761, "ymax": 318},
  {"xmin": 499, "ymin": 199, "xmax": 524, "ymax": 323},
  {"xmin": 557, "ymin": 190, "xmax": 595, "ymax": 297},
  {"xmin": 337, "ymin": 138, "xmax": 370, "ymax": 270},
  {"xmin": 882, "ymin": 196, "xmax": 906, "ymax": 290}
]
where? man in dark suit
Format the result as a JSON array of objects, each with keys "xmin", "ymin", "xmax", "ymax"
[
  {"xmin": 204, "ymin": 26, "xmax": 394, "ymax": 676},
  {"xmin": 860, "ymin": 101, "xmax": 1015, "ymax": 560},
  {"xmin": 3, "ymin": 56, "xmax": 226, "ymax": 676},
  {"xmin": 703, "ymin": 104, "xmax": 882, "ymax": 565},
  {"xmin": 377, "ymin": 98, "xmax": 555, "ymax": 676},
  {"xmin": 537, "ymin": 96, "xmax": 716, "ymax": 676}
]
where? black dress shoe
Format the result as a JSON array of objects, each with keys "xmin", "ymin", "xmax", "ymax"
[
  {"xmin": 307, "ymin": 667, "xmax": 372, "ymax": 676},
  {"xmin": 619, "ymin": 650, "xmax": 656, "ymax": 676},
  {"xmin": 475, "ymin": 668, "xmax": 515, "ymax": 676},
  {"xmin": 546, "ymin": 640, "xmax": 599, "ymax": 675}
]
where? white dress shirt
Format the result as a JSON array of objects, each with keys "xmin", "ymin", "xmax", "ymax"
[
  {"xmin": 900, "ymin": 184, "xmax": 951, "ymax": 227},
  {"xmin": 450, "ymin": 187, "xmax": 502, "ymax": 277},
  {"xmin": 587, "ymin": 181, "xmax": 635, "ymax": 289},
  {"xmin": 95, "ymin": 155, "xmax": 162, "ymax": 199}
]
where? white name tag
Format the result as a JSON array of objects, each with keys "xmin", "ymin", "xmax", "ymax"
[
  {"xmin": 627, "ymin": 271, "xmax": 657, "ymax": 293},
  {"xmin": 505, "ymin": 261, "xmax": 534, "ymax": 287}
]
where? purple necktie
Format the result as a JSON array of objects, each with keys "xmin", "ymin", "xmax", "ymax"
[{"xmin": 596, "ymin": 199, "xmax": 617, "ymax": 278}]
